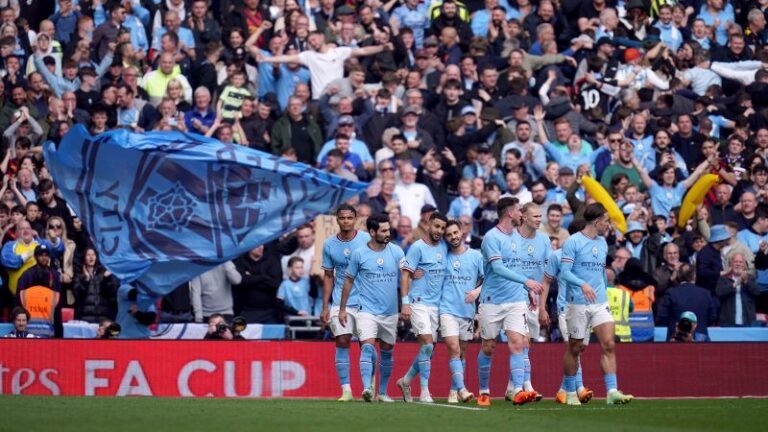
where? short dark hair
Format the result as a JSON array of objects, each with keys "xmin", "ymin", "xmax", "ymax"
[
  {"xmin": 445, "ymin": 219, "xmax": 461, "ymax": 232},
  {"xmin": 11, "ymin": 306, "xmax": 30, "ymax": 322},
  {"xmin": 287, "ymin": 256, "xmax": 304, "ymax": 267},
  {"xmin": 38, "ymin": 179, "xmax": 55, "ymax": 193},
  {"xmin": 366, "ymin": 213, "xmax": 390, "ymax": 232},
  {"xmin": 548, "ymin": 203, "xmax": 563, "ymax": 214},
  {"xmin": 327, "ymin": 149, "xmax": 344, "ymax": 159},
  {"xmin": 497, "ymin": 197, "xmax": 519, "ymax": 219},
  {"xmin": 429, "ymin": 212, "xmax": 448, "ymax": 223},
  {"xmin": 678, "ymin": 263, "xmax": 695, "ymax": 283},
  {"xmin": 584, "ymin": 203, "xmax": 607, "ymax": 222},
  {"xmin": 336, "ymin": 203, "xmax": 357, "ymax": 216}
]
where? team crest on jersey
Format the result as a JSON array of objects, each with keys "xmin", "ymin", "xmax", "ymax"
[
  {"xmin": 377, "ymin": 258, "xmax": 385, "ymax": 266},
  {"xmin": 592, "ymin": 246, "xmax": 599, "ymax": 257},
  {"xmin": 453, "ymin": 260, "xmax": 461, "ymax": 269},
  {"xmin": 527, "ymin": 245, "xmax": 534, "ymax": 255},
  {"xmin": 510, "ymin": 242, "xmax": 517, "ymax": 251},
  {"xmin": 343, "ymin": 248, "xmax": 351, "ymax": 256},
  {"xmin": 436, "ymin": 253, "xmax": 443, "ymax": 262}
]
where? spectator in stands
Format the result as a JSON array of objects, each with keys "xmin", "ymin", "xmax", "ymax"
[
  {"xmin": 654, "ymin": 242, "xmax": 683, "ymax": 306},
  {"xmin": 190, "ymin": 261, "xmax": 242, "ymax": 323},
  {"xmin": 271, "ymin": 95, "xmax": 323, "ymax": 165},
  {"xmin": 73, "ymin": 247, "xmax": 118, "ymax": 323},
  {"xmin": 1, "ymin": 219, "xmax": 63, "ymax": 297},
  {"xmin": 697, "ymin": 224, "xmax": 729, "ymax": 297},
  {"xmin": 658, "ymin": 263, "xmax": 716, "ymax": 341},
  {"xmin": 540, "ymin": 204, "xmax": 568, "ymax": 244},
  {"xmin": 279, "ymin": 224, "xmax": 316, "ymax": 279},
  {"xmin": 37, "ymin": 179, "xmax": 74, "ymax": 233},
  {"xmin": 2, "ymin": 306, "xmax": 37, "ymax": 338},
  {"xmin": 716, "ymin": 253, "xmax": 761, "ymax": 327},
  {"xmin": 277, "ymin": 256, "xmax": 313, "ymax": 317},
  {"xmin": 711, "ymin": 183, "xmax": 738, "ymax": 225},
  {"xmin": 233, "ymin": 245, "xmax": 283, "ymax": 324},
  {"xmin": 395, "ymin": 161, "xmax": 436, "ymax": 224}
]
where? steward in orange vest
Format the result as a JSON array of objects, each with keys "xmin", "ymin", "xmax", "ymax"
[
  {"xmin": 617, "ymin": 258, "xmax": 657, "ymax": 342},
  {"xmin": 15, "ymin": 245, "xmax": 63, "ymax": 338}
]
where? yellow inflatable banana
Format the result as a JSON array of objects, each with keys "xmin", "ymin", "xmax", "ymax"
[
  {"xmin": 581, "ymin": 176, "xmax": 627, "ymax": 233},
  {"xmin": 677, "ymin": 174, "xmax": 720, "ymax": 229}
]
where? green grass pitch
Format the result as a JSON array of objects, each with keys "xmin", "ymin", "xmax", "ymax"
[{"xmin": 2, "ymin": 396, "xmax": 766, "ymax": 432}]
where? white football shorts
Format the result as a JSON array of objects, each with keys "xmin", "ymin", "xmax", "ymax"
[
  {"xmin": 330, "ymin": 305, "xmax": 358, "ymax": 337},
  {"xmin": 565, "ymin": 302, "xmax": 613, "ymax": 341},
  {"xmin": 478, "ymin": 302, "xmax": 528, "ymax": 340},
  {"xmin": 357, "ymin": 311, "xmax": 399, "ymax": 345},
  {"xmin": 440, "ymin": 313, "xmax": 474, "ymax": 341},
  {"xmin": 410, "ymin": 303, "xmax": 439, "ymax": 337}
]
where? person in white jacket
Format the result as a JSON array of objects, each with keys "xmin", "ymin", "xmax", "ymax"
[{"xmin": 190, "ymin": 261, "xmax": 242, "ymax": 323}]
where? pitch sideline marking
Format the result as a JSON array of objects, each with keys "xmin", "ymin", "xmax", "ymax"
[{"xmin": 414, "ymin": 402, "xmax": 487, "ymax": 411}]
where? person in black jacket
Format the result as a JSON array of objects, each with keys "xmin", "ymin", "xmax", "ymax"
[
  {"xmin": 233, "ymin": 243, "xmax": 282, "ymax": 324},
  {"xmin": 73, "ymin": 247, "xmax": 118, "ymax": 323},
  {"xmin": 417, "ymin": 147, "xmax": 458, "ymax": 213},
  {"xmin": 657, "ymin": 263, "xmax": 717, "ymax": 341},
  {"xmin": 695, "ymin": 224, "xmax": 729, "ymax": 303}
]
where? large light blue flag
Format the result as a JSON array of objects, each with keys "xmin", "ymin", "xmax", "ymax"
[{"xmin": 44, "ymin": 125, "xmax": 367, "ymax": 296}]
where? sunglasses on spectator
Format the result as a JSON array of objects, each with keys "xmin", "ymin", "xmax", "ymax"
[{"xmin": 50, "ymin": 224, "xmax": 62, "ymax": 229}]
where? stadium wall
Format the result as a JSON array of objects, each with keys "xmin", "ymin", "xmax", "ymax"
[{"xmin": 1, "ymin": 341, "xmax": 766, "ymax": 398}]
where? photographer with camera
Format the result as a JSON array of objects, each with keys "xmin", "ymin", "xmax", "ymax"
[
  {"xmin": 204, "ymin": 313, "xmax": 247, "ymax": 340},
  {"xmin": 96, "ymin": 318, "xmax": 121, "ymax": 339},
  {"xmin": 670, "ymin": 312, "xmax": 707, "ymax": 342},
  {"xmin": 657, "ymin": 263, "xmax": 716, "ymax": 342}
]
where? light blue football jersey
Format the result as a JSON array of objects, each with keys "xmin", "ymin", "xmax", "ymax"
[
  {"xmin": 480, "ymin": 227, "xmax": 521, "ymax": 304},
  {"xmin": 403, "ymin": 239, "xmax": 448, "ymax": 306},
  {"xmin": 509, "ymin": 230, "xmax": 551, "ymax": 305},
  {"xmin": 440, "ymin": 248, "xmax": 484, "ymax": 319},
  {"xmin": 277, "ymin": 277, "xmax": 311, "ymax": 313},
  {"xmin": 345, "ymin": 242, "xmax": 405, "ymax": 316},
  {"xmin": 321, "ymin": 230, "xmax": 371, "ymax": 307},
  {"xmin": 560, "ymin": 232, "xmax": 608, "ymax": 305}
]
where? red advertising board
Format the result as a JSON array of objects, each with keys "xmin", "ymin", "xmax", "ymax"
[{"xmin": 1, "ymin": 340, "xmax": 767, "ymax": 398}]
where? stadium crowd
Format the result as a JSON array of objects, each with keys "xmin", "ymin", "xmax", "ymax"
[{"xmin": 1, "ymin": 0, "xmax": 768, "ymax": 340}]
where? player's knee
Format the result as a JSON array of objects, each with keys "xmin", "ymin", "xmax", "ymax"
[
  {"xmin": 422, "ymin": 343, "xmax": 434, "ymax": 357},
  {"xmin": 567, "ymin": 341, "xmax": 582, "ymax": 356},
  {"xmin": 507, "ymin": 339, "xmax": 524, "ymax": 353},
  {"xmin": 336, "ymin": 335, "xmax": 351, "ymax": 348},
  {"xmin": 602, "ymin": 339, "xmax": 615, "ymax": 353},
  {"xmin": 481, "ymin": 339, "xmax": 496, "ymax": 355}
]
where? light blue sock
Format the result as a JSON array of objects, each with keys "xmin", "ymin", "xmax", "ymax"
[
  {"xmin": 604, "ymin": 373, "xmax": 617, "ymax": 393},
  {"xmin": 462, "ymin": 358, "xmax": 466, "ymax": 371},
  {"xmin": 360, "ymin": 344, "xmax": 375, "ymax": 390},
  {"xmin": 418, "ymin": 343, "xmax": 434, "ymax": 389},
  {"xmin": 523, "ymin": 346, "xmax": 531, "ymax": 384},
  {"xmin": 335, "ymin": 347, "xmax": 350, "ymax": 387},
  {"xmin": 370, "ymin": 347, "xmax": 378, "ymax": 388},
  {"xmin": 405, "ymin": 356, "xmax": 419, "ymax": 383},
  {"xmin": 560, "ymin": 375, "xmax": 567, "ymax": 392},
  {"xmin": 510, "ymin": 352, "xmax": 525, "ymax": 391},
  {"xmin": 379, "ymin": 349, "xmax": 393, "ymax": 396},
  {"xmin": 564, "ymin": 374, "xmax": 577, "ymax": 392},
  {"xmin": 478, "ymin": 351, "xmax": 492, "ymax": 392},
  {"xmin": 449, "ymin": 358, "xmax": 464, "ymax": 391}
]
